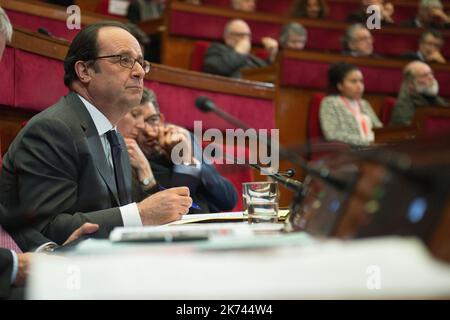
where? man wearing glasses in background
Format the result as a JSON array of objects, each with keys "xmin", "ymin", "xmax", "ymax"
[
  {"xmin": 203, "ymin": 19, "xmax": 278, "ymax": 78},
  {"xmin": 0, "ymin": 22, "xmax": 193, "ymax": 245}
]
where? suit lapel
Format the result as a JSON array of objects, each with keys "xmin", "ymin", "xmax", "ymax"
[{"xmin": 66, "ymin": 92, "xmax": 121, "ymax": 205}]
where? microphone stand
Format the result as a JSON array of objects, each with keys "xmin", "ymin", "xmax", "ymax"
[{"xmin": 195, "ymin": 97, "xmax": 350, "ymax": 230}]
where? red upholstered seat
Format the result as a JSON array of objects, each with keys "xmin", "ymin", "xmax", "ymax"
[
  {"xmin": 191, "ymin": 41, "xmax": 211, "ymax": 71},
  {"xmin": 308, "ymin": 92, "xmax": 325, "ymax": 140},
  {"xmin": 380, "ymin": 97, "xmax": 397, "ymax": 125}
]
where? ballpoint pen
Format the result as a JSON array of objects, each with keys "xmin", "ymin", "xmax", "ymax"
[{"xmin": 158, "ymin": 184, "xmax": 201, "ymax": 209}]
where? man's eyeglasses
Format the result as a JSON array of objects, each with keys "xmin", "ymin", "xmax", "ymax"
[
  {"xmin": 92, "ymin": 54, "xmax": 151, "ymax": 73},
  {"xmin": 145, "ymin": 114, "xmax": 161, "ymax": 127}
]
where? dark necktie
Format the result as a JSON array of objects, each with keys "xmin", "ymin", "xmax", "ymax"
[{"xmin": 106, "ymin": 130, "xmax": 129, "ymax": 206}]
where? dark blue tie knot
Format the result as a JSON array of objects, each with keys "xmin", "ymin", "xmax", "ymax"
[{"xmin": 106, "ymin": 130, "xmax": 121, "ymax": 148}]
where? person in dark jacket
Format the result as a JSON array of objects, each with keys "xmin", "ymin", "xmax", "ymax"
[{"xmin": 203, "ymin": 19, "xmax": 278, "ymax": 78}]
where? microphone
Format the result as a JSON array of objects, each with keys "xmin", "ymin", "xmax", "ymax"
[
  {"xmin": 195, "ymin": 96, "xmax": 215, "ymax": 112},
  {"xmin": 195, "ymin": 96, "xmax": 350, "ymax": 191},
  {"xmin": 210, "ymin": 143, "xmax": 303, "ymax": 192}
]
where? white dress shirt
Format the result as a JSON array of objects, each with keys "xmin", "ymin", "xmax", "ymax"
[{"xmin": 78, "ymin": 94, "xmax": 142, "ymax": 227}]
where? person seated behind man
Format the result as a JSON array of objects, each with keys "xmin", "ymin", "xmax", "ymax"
[
  {"xmin": 320, "ymin": 62, "xmax": 383, "ymax": 146},
  {"xmin": 279, "ymin": 22, "xmax": 308, "ymax": 51},
  {"xmin": 341, "ymin": 23, "xmax": 379, "ymax": 58},
  {"xmin": 203, "ymin": 19, "xmax": 278, "ymax": 78},
  {"xmin": 126, "ymin": 0, "xmax": 166, "ymax": 23},
  {"xmin": 117, "ymin": 88, "xmax": 238, "ymax": 213},
  {"xmin": 0, "ymin": 21, "xmax": 192, "ymax": 245},
  {"xmin": 390, "ymin": 61, "xmax": 449, "ymax": 125},
  {"xmin": 347, "ymin": 0, "xmax": 395, "ymax": 25},
  {"xmin": 401, "ymin": 0, "xmax": 450, "ymax": 29},
  {"xmin": 291, "ymin": 0, "xmax": 328, "ymax": 19},
  {"xmin": 402, "ymin": 29, "xmax": 447, "ymax": 64},
  {"xmin": 230, "ymin": 0, "xmax": 256, "ymax": 12}
]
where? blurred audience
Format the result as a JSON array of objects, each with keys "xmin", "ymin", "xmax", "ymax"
[
  {"xmin": 127, "ymin": 0, "xmax": 166, "ymax": 23},
  {"xmin": 403, "ymin": 29, "xmax": 446, "ymax": 64},
  {"xmin": 203, "ymin": 19, "xmax": 278, "ymax": 78},
  {"xmin": 230, "ymin": 0, "xmax": 256, "ymax": 12},
  {"xmin": 292, "ymin": 0, "xmax": 328, "ymax": 19},
  {"xmin": 390, "ymin": 61, "xmax": 448, "ymax": 125},
  {"xmin": 184, "ymin": 0, "xmax": 202, "ymax": 4},
  {"xmin": 341, "ymin": 23, "xmax": 378, "ymax": 58},
  {"xmin": 279, "ymin": 22, "xmax": 308, "ymax": 51},
  {"xmin": 320, "ymin": 62, "xmax": 382, "ymax": 146},
  {"xmin": 347, "ymin": 0, "xmax": 395, "ymax": 25},
  {"xmin": 401, "ymin": 0, "xmax": 450, "ymax": 29}
]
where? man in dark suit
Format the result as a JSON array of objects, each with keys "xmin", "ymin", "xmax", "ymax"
[
  {"xmin": 402, "ymin": 29, "xmax": 447, "ymax": 64},
  {"xmin": 400, "ymin": 0, "xmax": 450, "ymax": 29},
  {"xmin": 0, "ymin": 21, "xmax": 192, "ymax": 245},
  {"xmin": 0, "ymin": 6, "xmax": 101, "ymax": 300},
  {"xmin": 203, "ymin": 19, "xmax": 278, "ymax": 78},
  {"xmin": 118, "ymin": 88, "xmax": 238, "ymax": 213}
]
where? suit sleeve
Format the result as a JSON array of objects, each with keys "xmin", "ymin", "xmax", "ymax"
[
  {"xmin": 0, "ymin": 249, "xmax": 13, "ymax": 300},
  {"xmin": 8, "ymin": 118, "xmax": 123, "ymax": 245},
  {"xmin": 198, "ymin": 163, "xmax": 238, "ymax": 212},
  {"xmin": 203, "ymin": 44, "xmax": 248, "ymax": 77}
]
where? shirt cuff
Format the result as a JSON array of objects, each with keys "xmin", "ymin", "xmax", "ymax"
[
  {"xmin": 173, "ymin": 162, "xmax": 201, "ymax": 177},
  {"xmin": 35, "ymin": 242, "xmax": 58, "ymax": 253},
  {"xmin": 10, "ymin": 250, "xmax": 18, "ymax": 285},
  {"xmin": 120, "ymin": 202, "xmax": 143, "ymax": 227}
]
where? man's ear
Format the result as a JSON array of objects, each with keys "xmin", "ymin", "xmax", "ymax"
[{"xmin": 74, "ymin": 60, "xmax": 93, "ymax": 84}]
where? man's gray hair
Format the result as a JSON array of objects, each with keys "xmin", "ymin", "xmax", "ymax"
[
  {"xmin": 341, "ymin": 23, "xmax": 366, "ymax": 52},
  {"xmin": 420, "ymin": 0, "xmax": 443, "ymax": 8},
  {"xmin": 279, "ymin": 22, "xmax": 307, "ymax": 47},
  {"xmin": 0, "ymin": 6, "xmax": 13, "ymax": 43}
]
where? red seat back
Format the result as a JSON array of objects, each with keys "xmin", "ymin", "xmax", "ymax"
[
  {"xmin": 308, "ymin": 92, "xmax": 325, "ymax": 140},
  {"xmin": 380, "ymin": 97, "xmax": 397, "ymax": 126},
  {"xmin": 191, "ymin": 41, "xmax": 211, "ymax": 71}
]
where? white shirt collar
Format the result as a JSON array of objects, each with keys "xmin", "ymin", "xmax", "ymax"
[{"xmin": 77, "ymin": 94, "xmax": 115, "ymax": 135}]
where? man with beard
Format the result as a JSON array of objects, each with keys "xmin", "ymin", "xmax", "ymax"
[{"xmin": 390, "ymin": 61, "xmax": 449, "ymax": 125}]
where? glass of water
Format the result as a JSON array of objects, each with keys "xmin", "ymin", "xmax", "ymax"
[{"xmin": 242, "ymin": 181, "xmax": 279, "ymax": 223}]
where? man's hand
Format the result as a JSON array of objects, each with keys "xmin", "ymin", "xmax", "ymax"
[
  {"xmin": 160, "ymin": 125, "xmax": 193, "ymax": 162},
  {"xmin": 234, "ymin": 37, "xmax": 251, "ymax": 55},
  {"xmin": 63, "ymin": 223, "xmax": 99, "ymax": 246},
  {"xmin": 137, "ymin": 187, "xmax": 192, "ymax": 225},
  {"xmin": 431, "ymin": 8, "xmax": 450, "ymax": 23},
  {"xmin": 426, "ymin": 50, "xmax": 447, "ymax": 64},
  {"xmin": 381, "ymin": 2, "xmax": 395, "ymax": 23},
  {"xmin": 14, "ymin": 252, "xmax": 33, "ymax": 287},
  {"xmin": 124, "ymin": 138, "xmax": 155, "ymax": 184},
  {"xmin": 261, "ymin": 37, "xmax": 279, "ymax": 62}
]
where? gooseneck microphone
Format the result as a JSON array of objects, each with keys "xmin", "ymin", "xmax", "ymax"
[{"xmin": 194, "ymin": 96, "xmax": 350, "ymax": 191}]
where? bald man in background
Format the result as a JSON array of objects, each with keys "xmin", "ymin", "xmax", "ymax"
[{"xmin": 203, "ymin": 19, "xmax": 278, "ymax": 78}]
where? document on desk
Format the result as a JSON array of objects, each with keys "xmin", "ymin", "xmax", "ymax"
[
  {"xmin": 168, "ymin": 212, "xmax": 245, "ymax": 225},
  {"xmin": 168, "ymin": 209, "xmax": 290, "ymax": 225}
]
